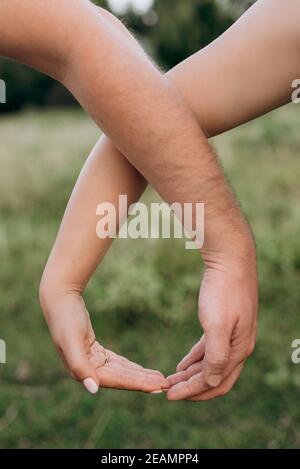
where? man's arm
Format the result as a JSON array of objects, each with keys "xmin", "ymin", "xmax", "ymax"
[{"xmin": 0, "ymin": 0, "xmax": 251, "ymax": 247}]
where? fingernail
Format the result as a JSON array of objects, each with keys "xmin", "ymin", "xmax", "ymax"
[
  {"xmin": 151, "ymin": 390, "xmax": 163, "ymax": 394},
  {"xmin": 207, "ymin": 374, "xmax": 222, "ymax": 387},
  {"xmin": 83, "ymin": 378, "xmax": 99, "ymax": 395}
]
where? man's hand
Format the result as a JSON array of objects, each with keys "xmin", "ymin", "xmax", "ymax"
[
  {"xmin": 40, "ymin": 292, "xmax": 169, "ymax": 394},
  {"xmin": 167, "ymin": 245, "xmax": 258, "ymax": 401}
]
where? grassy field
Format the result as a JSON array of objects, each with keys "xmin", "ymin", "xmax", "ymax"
[{"xmin": 1, "ymin": 106, "xmax": 300, "ymax": 449}]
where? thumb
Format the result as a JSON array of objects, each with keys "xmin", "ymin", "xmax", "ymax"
[
  {"xmin": 59, "ymin": 336, "xmax": 99, "ymax": 395},
  {"xmin": 203, "ymin": 327, "xmax": 231, "ymax": 388}
]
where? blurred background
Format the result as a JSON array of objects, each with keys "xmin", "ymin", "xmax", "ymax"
[
  {"xmin": 1, "ymin": 0, "xmax": 300, "ymax": 449},
  {"xmin": 0, "ymin": 0, "xmax": 255, "ymax": 113}
]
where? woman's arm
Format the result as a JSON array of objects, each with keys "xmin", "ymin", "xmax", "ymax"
[
  {"xmin": 169, "ymin": 0, "xmax": 300, "ymax": 137},
  {"xmin": 40, "ymin": 0, "xmax": 300, "ymax": 399}
]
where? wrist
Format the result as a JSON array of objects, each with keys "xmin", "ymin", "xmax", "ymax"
[
  {"xmin": 39, "ymin": 274, "xmax": 83, "ymax": 319},
  {"xmin": 201, "ymin": 218, "xmax": 256, "ymax": 273}
]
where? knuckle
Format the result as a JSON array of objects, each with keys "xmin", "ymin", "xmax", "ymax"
[
  {"xmin": 186, "ymin": 368, "xmax": 196, "ymax": 380},
  {"xmin": 179, "ymin": 370, "xmax": 189, "ymax": 381},
  {"xmin": 193, "ymin": 373, "xmax": 203, "ymax": 386},
  {"xmin": 207, "ymin": 356, "xmax": 228, "ymax": 369},
  {"xmin": 185, "ymin": 379, "xmax": 198, "ymax": 395},
  {"xmin": 185, "ymin": 381, "xmax": 194, "ymax": 394},
  {"xmin": 202, "ymin": 308, "xmax": 230, "ymax": 327}
]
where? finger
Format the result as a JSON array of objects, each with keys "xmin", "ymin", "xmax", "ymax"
[
  {"xmin": 200, "ymin": 322, "xmax": 255, "ymax": 388},
  {"xmin": 189, "ymin": 363, "xmax": 244, "ymax": 401},
  {"xmin": 108, "ymin": 351, "xmax": 166, "ymax": 378},
  {"xmin": 58, "ymin": 337, "xmax": 100, "ymax": 394},
  {"xmin": 108, "ymin": 355, "xmax": 170, "ymax": 390},
  {"xmin": 167, "ymin": 361, "xmax": 204, "ymax": 387},
  {"xmin": 167, "ymin": 357, "xmax": 245, "ymax": 401},
  {"xmin": 176, "ymin": 337, "xmax": 205, "ymax": 372},
  {"xmin": 96, "ymin": 363, "xmax": 169, "ymax": 393},
  {"xmin": 167, "ymin": 371, "xmax": 209, "ymax": 401},
  {"xmin": 169, "ymin": 330, "xmax": 251, "ymax": 399},
  {"xmin": 89, "ymin": 342, "xmax": 169, "ymax": 392},
  {"xmin": 108, "ymin": 351, "xmax": 145, "ymax": 370},
  {"xmin": 203, "ymin": 327, "xmax": 231, "ymax": 387}
]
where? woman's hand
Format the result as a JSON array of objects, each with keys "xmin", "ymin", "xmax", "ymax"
[{"xmin": 39, "ymin": 291, "xmax": 169, "ymax": 394}]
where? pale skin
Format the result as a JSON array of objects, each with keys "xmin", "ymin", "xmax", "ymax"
[
  {"xmin": 39, "ymin": 0, "xmax": 300, "ymax": 400},
  {"xmin": 3, "ymin": 0, "xmax": 295, "ymax": 398}
]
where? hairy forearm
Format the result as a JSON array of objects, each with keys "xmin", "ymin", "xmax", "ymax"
[
  {"xmin": 61, "ymin": 4, "xmax": 250, "ymax": 248},
  {"xmin": 170, "ymin": 0, "xmax": 300, "ymax": 136}
]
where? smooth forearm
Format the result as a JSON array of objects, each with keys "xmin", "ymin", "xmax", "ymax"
[
  {"xmin": 169, "ymin": 0, "xmax": 300, "ymax": 137},
  {"xmin": 40, "ymin": 136, "xmax": 147, "ymax": 297}
]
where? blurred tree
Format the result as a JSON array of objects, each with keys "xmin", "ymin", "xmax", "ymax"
[
  {"xmin": 0, "ymin": 0, "xmax": 109, "ymax": 113},
  {"xmin": 0, "ymin": 60, "xmax": 76, "ymax": 113},
  {"xmin": 0, "ymin": 0, "xmax": 253, "ymax": 112},
  {"xmin": 219, "ymin": 0, "xmax": 256, "ymax": 18},
  {"xmin": 148, "ymin": 0, "xmax": 234, "ymax": 69}
]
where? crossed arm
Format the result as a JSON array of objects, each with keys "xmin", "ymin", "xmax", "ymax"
[
  {"xmin": 38, "ymin": 0, "xmax": 300, "ymax": 400},
  {"xmin": 2, "ymin": 0, "xmax": 296, "ymax": 399}
]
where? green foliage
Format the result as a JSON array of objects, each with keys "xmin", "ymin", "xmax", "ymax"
[
  {"xmin": 1, "ymin": 106, "xmax": 300, "ymax": 448},
  {"xmin": 0, "ymin": 0, "xmax": 249, "ymax": 111},
  {"xmin": 149, "ymin": 0, "xmax": 233, "ymax": 69}
]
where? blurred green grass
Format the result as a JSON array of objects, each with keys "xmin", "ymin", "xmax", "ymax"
[{"xmin": 1, "ymin": 106, "xmax": 300, "ymax": 449}]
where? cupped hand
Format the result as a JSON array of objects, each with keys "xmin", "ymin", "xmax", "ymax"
[
  {"xmin": 167, "ymin": 247, "xmax": 258, "ymax": 401},
  {"xmin": 40, "ymin": 292, "xmax": 169, "ymax": 394}
]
